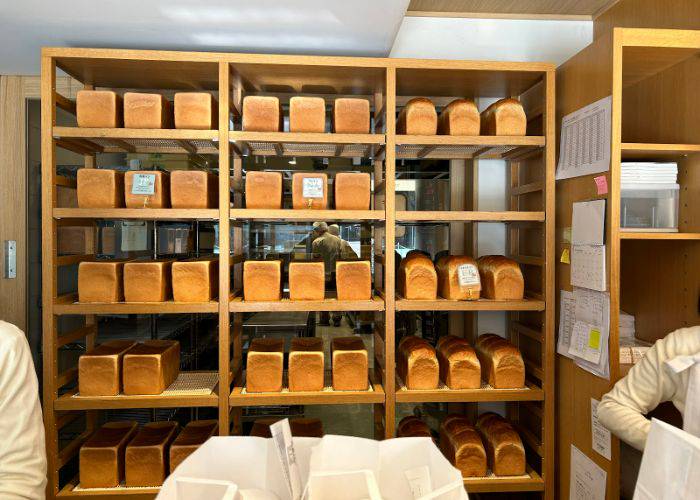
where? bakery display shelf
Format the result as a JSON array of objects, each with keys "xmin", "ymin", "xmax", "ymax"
[
  {"xmin": 230, "ymin": 209, "xmax": 385, "ymax": 222},
  {"xmin": 395, "ymin": 297, "xmax": 545, "ymax": 312},
  {"xmin": 229, "ymin": 294, "xmax": 384, "ymax": 312},
  {"xmin": 229, "ymin": 131, "xmax": 385, "ymax": 159},
  {"xmin": 54, "ymin": 293, "xmax": 219, "ymax": 315},
  {"xmin": 395, "ymin": 135, "xmax": 545, "ymax": 160},
  {"xmin": 54, "ymin": 208, "xmax": 219, "ymax": 221},
  {"xmin": 53, "ymin": 126, "xmax": 219, "ymax": 155},
  {"xmin": 396, "ymin": 211, "xmax": 545, "ymax": 223},
  {"xmin": 58, "ymin": 477, "xmax": 159, "ymax": 497},
  {"xmin": 462, "ymin": 467, "xmax": 544, "ymax": 493},
  {"xmin": 621, "ymin": 142, "xmax": 700, "ymax": 160},
  {"xmin": 395, "ymin": 379, "xmax": 544, "ymax": 403},
  {"xmin": 619, "ymin": 231, "xmax": 700, "ymax": 240}
]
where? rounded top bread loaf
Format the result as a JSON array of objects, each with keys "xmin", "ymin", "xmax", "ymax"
[
  {"xmin": 476, "ymin": 255, "xmax": 524, "ymax": 300},
  {"xmin": 475, "ymin": 334, "xmax": 525, "ymax": 389},
  {"xmin": 438, "ymin": 98, "xmax": 480, "ymax": 136},
  {"xmin": 475, "ymin": 412, "xmax": 526, "ymax": 476},
  {"xmin": 436, "ymin": 255, "xmax": 481, "ymax": 300},
  {"xmin": 480, "ymin": 98, "xmax": 526, "ymax": 136},
  {"xmin": 399, "ymin": 252, "xmax": 437, "ymax": 300},
  {"xmin": 397, "ymin": 416, "xmax": 432, "ymax": 437},
  {"xmin": 397, "ymin": 97, "xmax": 437, "ymax": 135}
]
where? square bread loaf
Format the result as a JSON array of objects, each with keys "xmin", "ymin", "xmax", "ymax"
[
  {"xmin": 80, "ymin": 421, "xmax": 138, "ymax": 488},
  {"xmin": 289, "ymin": 96, "xmax": 326, "ymax": 133},
  {"xmin": 125, "ymin": 421, "xmax": 179, "ymax": 487},
  {"xmin": 437, "ymin": 99, "xmax": 480, "ymax": 136},
  {"xmin": 436, "ymin": 255, "xmax": 481, "ymax": 300},
  {"xmin": 332, "ymin": 336, "xmax": 368, "ymax": 391},
  {"xmin": 77, "ymin": 169, "xmax": 125, "ymax": 208},
  {"xmin": 172, "ymin": 258, "xmax": 218, "ymax": 302},
  {"xmin": 480, "ymin": 98, "xmax": 526, "ymax": 136},
  {"xmin": 79, "ymin": 340, "xmax": 136, "ymax": 396},
  {"xmin": 169, "ymin": 420, "xmax": 218, "ymax": 473},
  {"xmin": 288, "ymin": 261, "xmax": 325, "ymax": 301},
  {"xmin": 174, "ymin": 93, "xmax": 218, "ymax": 129},
  {"xmin": 292, "ymin": 172, "xmax": 328, "ymax": 209},
  {"xmin": 335, "ymin": 260, "xmax": 371, "ymax": 301},
  {"xmin": 78, "ymin": 261, "xmax": 126, "ymax": 302},
  {"xmin": 246, "ymin": 338, "xmax": 284, "ymax": 392},
  {"xmin": 76, "ymin": 90, "xmax": 123, "ymax": 128},
  {"xmin": 334, "ymin": 172, "xmax": 370, "ymax": 210},
  {"xmin": 245, "ymin": 171, "xmax": 283, "ymax": 209},
  {"xmin": 333, "ymin": 98, "xmax": 370, "ymax": 134},
  {"xmin": 242, "ymin": 96, "xmax": 283, "ymax": 132},
  {"xmin": 123, "ymin": 260, "xmax": 173, "ymax": 302},
  {"xmin": 288, "ymin": 337, "xmax": 324, "ymax": 392},
  {"xmin": 243, "ymin": 260, "xmax": 282, "ymax": 301},
  {"xmin": 397, "ymin": 97, "xmax": 437, "ymax": 135},
  {"xmin": 398, "ymin": 336, "xmax": 439, "ymax": 390},
  {"xmin": 122, "ymin": 340, "xmax": 181, "ymax": 395},
  {"xmin": 124, "ymin": 170, "xmax": 170, "ymax": 208},
  {"xmin": 170, "ymin": 171, "xmax": 218, "ymax": 208},
  {"xmin": 123, "ymin": 92, "xmax": 172, "ymax": 129}
]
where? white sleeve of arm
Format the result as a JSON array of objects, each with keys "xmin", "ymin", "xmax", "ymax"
[{"xmin": 0, "ymin": 323, "xmax": 47, "ymax": 500}]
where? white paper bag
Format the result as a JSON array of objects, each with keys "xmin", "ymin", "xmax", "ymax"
[
  {"xmin": 175, "ymin": 477, "xmax": 238, "ymax": 500},
  {"xmin": 304, "ymin": 470, "xmax": 382, "ymax": 500}
]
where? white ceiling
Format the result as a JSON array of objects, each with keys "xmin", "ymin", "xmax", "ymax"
[{"xmin": 0, "ymin": 0, "xmax": 410, "ymax": 74}]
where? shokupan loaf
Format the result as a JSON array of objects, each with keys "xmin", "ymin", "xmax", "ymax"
[
  {"xmin": 333, "ymin": 98, "xmax": 370, "ymax": 134},
  {"xmin": 124, "ymin": 170, "xmax": 170, "ymax": 208},
  {"xmin": 77, "ymin": 169, "xmax": 125, "ymax": 208},
  {"xmin": 245, "ymin": 171, "xmax": 283, "ymax": 209},
  {"xmin": 243, "ymin": 260, "xmax": 282, "ymax": 301},
  {"xmin": 397, "ymin": 416, "xmax": 432, "ymax": 438},
  {"xmin": 475, "ymin": 334, "xmax": 525, "ymax": 389},
  {"xmin": 288, "ymin": 261, "xmax": 325, "ymax": 301},
  {"xmin": 123, "ymin": 92, "xmax": 172, "ymax": 129},
  {"xmin": 439, "ymin": 415, "xmax": 470, "ymax": 453},
  {"xmin": 289, "ymin": 96, "xmax": 326, "ymax": 133},
  {"xmin": 398, "ymin": 252, "xmax": 437, "ymax": 300},
  {"xmin": 334, "ymin": 172, "xmax": 370, "ymax": 210},
  {"xmin": 476, "ymin": 255, "xmax": 524, "ymax": 300},
  {"xmin": 123, "ymin": 260, "xmax": 173, "ymax": 302},
  {"xmin": 79, "ymin": 340, "xmax": 136, "ymax": 396},
  {"xmin": 397, "ymin": 97, "xmax": 437, "ymax": 135},
  {"xmin": 169, "ymin": 420, "xmax": 218, "ymax": 473},
  {"xmin": 172, "ymin": 258, "xmax": 218, "ymax": 302},
  {"xmin": 125, "ymin": 421, "xmax": 179, "ymax": 487},
  {"xmin": 436, "ymin": 335, "xmax": 481, "ymax": 390},
  {"xmin": 250, "ymin": 418, "xmax": 324, "ymax": 438},
  {"xmin": 246, "ymin": 338, "xmax": 284, "ymax": 392},
  {"xmin": 398, "ymin": 336, "xmax": 439, "ymax": 390},
  {"xmin": 170, "ymin": 171, "xmax": 217, "ymax": 209},
  {"xmin": 475, "ymin": 413, "xmax": 526, "ymax": 476},
  {"xmin": 331, "ymin": 337, "xmax": 368, "ymax": 391},
  {"xmin": 480, "ymin": 98, "xmax": 526, "ymax": 136},
  {"xmin": 122, "ymin": 340, "xmax": 181, "ymax": 395},
  {"xmin": 436, "ymin": 255, "xmax": 481, "ymax": 301},
  {"xmin": 335, "ymin": 260, "xmax": 372, "ymax": 301},
  {"xmin": 438, "ymin": 99, "xmax": 480, "ymax": 136},
  {"xmin": 78, "ymin": 261, "xmax": 127, "ymax": 302},
  {"xmin": 440, "ymin": 417, "xmax": 488, "ymax": 477},
  {"xmin": 288, "ymin": 337, "xmax": 324, "ymax": 392},
  {"xmin": 292, "ymin": 172, "xmax": 328, "ymax": 209},
  {"xmin": 76, "ymin": 90, "xmax": 122, "ymax": 128},
  {"xmin": 79, "ymin": 421, "xmax": 138, "ymax": 488},
  {"xmin": 242, "ymin": 96, "xmax": 283, "ymax": 132},
  {"xmin": 174, "ymin": 93, "xmax": 218, "ymax": 130}
]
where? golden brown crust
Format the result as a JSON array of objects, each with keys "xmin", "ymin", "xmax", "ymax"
[
  {"xmin": 477, "ymin": 255, "xmax": 524, "ymax": 300},
  {"xmin": 333, "ymin": 98, "xmax": 370, "ymax": 134},
  {"xmin": 288, "ymin": 337, "xmax": 324, "ymax": 392},
  {"xmin": 77, "ymin": 169, "xmax": 125, "ymax": 208},
  {"xmin": 123, "ymin": 93, "xmax": 172, "ymax": 129},
  {"xmin": 335, "ymin": 260, "xmax": 371, "ymax": 301},
  {"xmin": 122, "ymin": 340, "xmax": 180, "ymax": 395},
  {"xmin": 80, "ymin": 421, "xmax": 138, "ymax": 488},
  {"xmin": 397, "ymin": 416, "xmax": 432, "ymax": 437},
  {"xmin": 174, "ymin": 93, "xmax": 218, "ymax": 130},
  {"xmin": 475, "ymin": 413, "xmax": 526, "ymax": 476},
  {"xmin": 332, "ymin": 337, "xmax": 368, "ymax": 391},
  {"xmin": 475, "ymin": 334, "xmax": 525, "ymax": 389},
  {"xmin": 169, "ymin": 420, "xmax": 218, "ymax": 473},
  {"xmin": 124, "ymin": 170, "xmax": 170, "ymax": 209},
  {"xmin": 125, "ymin": 421, "xmax": 179, "ymax": 487},
  {"xmin": 246, "ymin": 338, "xmax": 284, "ymax": 392},
  {"xmin": 79, "ymin": 340, "xmax": 136, "ymax": 396},
  {"xmin": 438, "ymin": 99, "xmax": 480, "ymax": 136},
  {"xmin": 289, "ymin": 96, "xmax": 326, "ymax": 133},
  {"xmin": 245, "ymin": 171, "xmax": 283, "ymax": 209},
  {"xmin": 289, "ymin": 261, "xmax": 325, "ymax": 301},
  {"xmin": 399, "ymin": 252, "xmax": 437, "ymax": 300},
  {"xmin": 172, "ymin": 258, "xmax": 218, "ymax": 302},
  {"xmin": 243, "ymin": 260, "xmax": 282, "ymax": 301},
  {"xmin": 292, "ymin": 172, "xmax": 328, "ymax": 209},
  {"xmin": 397, "ymin": 97, "xmax": 437, "ymax": 135},
  {"xmin": 76, "ymin": 90, "xmax": 122, "ymax": 128},
  {"xmin": 242, "ymin": 96, "xmax": 283, "ymax": 132},
  {"xmin": 436, "ymin": 255, "xmax": 481, "ymax": 300},
  {"xmin": 334, "ymin": 172, "xmax": 371, "ymax": 210},
  {"xmin": 170, "ymin": 171, "xmax": 217, "ymax": 209},
  {"xmin": 436, "ymin": 335, "xmax": 481, "ymax": 389},
  {"xmin": 123, "ymin": 260, "xmax": 173, "ymax": 302},
  {"xmin": 480, "ymin": 98, "xmax": 526, "ymax": 136},
  {"xmin": 78, "ymin": 261, "xmax": 127, "ymax": 303},
  {"xmin": 398, "ymin": 336, "xmax": 439, "ymax": 390}
]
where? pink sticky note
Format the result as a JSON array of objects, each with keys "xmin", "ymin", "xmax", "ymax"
[{"xmin": 594, "ymin": 175, "xmax": 608, "ymax": 195}]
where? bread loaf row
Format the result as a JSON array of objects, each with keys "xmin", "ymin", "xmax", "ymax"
[
  {"xmin": 398, "ymin": 97, "xmax": 526, "ymax": 136},
  {"xmin": 79, "ymin": 419, "xmax": 217, "ymax": 488},
  {"xmin": 77, "ymin": 169, "xmax": 217, "ymax": 209},
  {"xmin": 77, "ymin": 90, "xmax": 217, "ymax": 129},
  {"xmin": 245, "ymin": 171, "xmax": 370, "ymax": 210},
  {"xmin": 78, "ymin": 258, "xmax": 217, "ymax": 303},
  {"xmin": 399, "ymin": 334, "xmax": 525, "ymax": 390},
  {"xmin": 243, "ymin": 96, "xmax": 370, "ymax": 134},
  {"xmin": 396, "ymin": 415, "xmax": 433, "ymax": 438},
  {"xmin": 399, "ymin": 253, "xmax": 524, "ymax": 301},
  {"xmin": 243, "ymin": 260, "xmax": 371, "ymax": 302},
  {"xmin": 249, "ymin": 417, "xmax": 324, "ymax": 438},
  {"xmin": 246, "ymin": 336, "xmax": 367, "ymax": 392}
]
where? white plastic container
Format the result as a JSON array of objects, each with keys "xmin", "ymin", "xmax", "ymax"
[{"xmin": 620, "ymin": 183, "xmax": 679, "ymax": 232}]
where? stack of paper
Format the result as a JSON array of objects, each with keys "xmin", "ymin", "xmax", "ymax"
[
  {"xmin": 621, "ymin": 162, "xmax": 677, "ymax": 185},
  {"xmin": 619, "ymin": 311, "xmax": 635, "ymax": 338},
  {"xmin": 619, "ymin": 337, "xmax": 651, "ymax": 365}
]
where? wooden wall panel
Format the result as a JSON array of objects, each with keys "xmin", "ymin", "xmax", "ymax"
[{"xmin": 594, "ymin": 0, "xmax": 700, "ymax": 39}]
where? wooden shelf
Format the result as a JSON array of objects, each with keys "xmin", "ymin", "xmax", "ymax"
[
  {"xmin": 58, "ymin": 477, "xmax": 159, "ymax": 497},
  {"xmin": 620, "ymin": 231, "xmax": 700, "ymax": 240},
  {"xmin": 396, "ymin": 211, "xmax": 545, "ymax": 223},
  {"xmin": 54, "ymin": 294, "xmax": 218, "ymax": 315},
  {"xmin": 621, "ymin": 142, "xmax": 700, "ymax": 160},
  {"xmin": 462, "ymin": 467, "xmax": 544, "ymax": 493},
  {"xmin": 229, "ymin": 131, "xmax": 384, "ymax": 158},
  {"xmin": 396, "ymin": 297, "xmax": 545, "ymax": 311},
  {"xmin": 229, "ymin": 295, "xmax": 384, "ymax": 312},
  {"xmin": 53, "ymin": 127, "xmax": 219, "ymax": 154},
  {"xmin": 230, "ymin": 209, "xmax": 384, "ymax": 222},
  {"xmin": 395, "ymin": 380, "xmax": 544, "ymax": 403},
  {"xmin": 54, "ymin": 208, "xmax": 219, "ymax": 221},
  {"xmin": 395, "ymin": 135, "xmax": 545, "ymax": 160}
]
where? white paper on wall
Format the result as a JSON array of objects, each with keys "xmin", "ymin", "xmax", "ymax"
[
  {"xmin": 571, "ymin": 245, "xmax": 606, "ymax": 292},
  {"xmin": 557, "ymin": 290, "xmax": 575, "ymax": 358},
  {"xmin": 569, "ymin": 445, "xmax": 607, "ymax": 500},
  {"xmin": 572, "ymin": 199, "xmax": 606, "ymax": 246},
  {"xmin": 590, "ymin": 398, "xmax": 612, "ymax": 461}
]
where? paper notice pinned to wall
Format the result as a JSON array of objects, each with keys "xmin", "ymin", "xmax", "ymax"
[
  {"xmin": 591, "ymin": 398, "xmax": 612, "ymax": 460},
  {"xmin": 569, "ymin": 445, "xmax": 607, "ymax": 500},
  {"xmin": 571, "ymin": 245, "xmax": 606, "ymax": 292},
  {"xmin": 556, "ymin": 96, "xmax": 612, "ymax": 180},
  {"xmin": 557, "ymin": 290, "xmax": 575, "ymax": 358}
]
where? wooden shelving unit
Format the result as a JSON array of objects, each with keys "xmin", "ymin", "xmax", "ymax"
[
  {"xmin": 41, "ymin": 48, "xmax": 554, "ymax": 499},
  {"xmin": 555, "ymin": 28, "xmax": 700, "ymax": 499}
]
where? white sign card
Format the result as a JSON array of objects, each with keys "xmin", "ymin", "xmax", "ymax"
[
  {"xmin": 572, "ymin": 199, "xmax": 606, "ymax": 246},
  {"xmin": 131, "ymin": 173, "xmax": 156, "ymax": 195},
  {"xmin": 457, "ymin": 264, "xmax": 479, "ymax": 286},
  {"xmin": 302, "ymin": 178, "xmax": 324, "ymax": 198},
  {"xmin": 557, "ymin": 290, "xmax": 575, "ymax": 358},
  {"xmin": 556, "ymin": 95, "xmax": 612, "ymax": 180},
  {"xmin": 571, "ymin": 245, "xmax": 607, "ymax": 292},
  {"xmin": 569, "ymin": 445, "xmax": 607, "ymax": 500},
  {"xmin": 590, "ymin": 398, "xmax": 612, "ymax": 460},
  {"xmin": 569, "ymin": 321, "xmax": 603, "ymax": 364}
]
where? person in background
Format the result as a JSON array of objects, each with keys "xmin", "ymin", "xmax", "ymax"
[
  {"xmin": 311, "ymin": 222, "xmax": 343, "ymax": 326},
  {"xmin": 0, "ymin": 320, "xmax": 47, "ymax": 499},
  {"xmin": 328, "ymin": 224, "xmax": 358, "ymax": 260}
]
